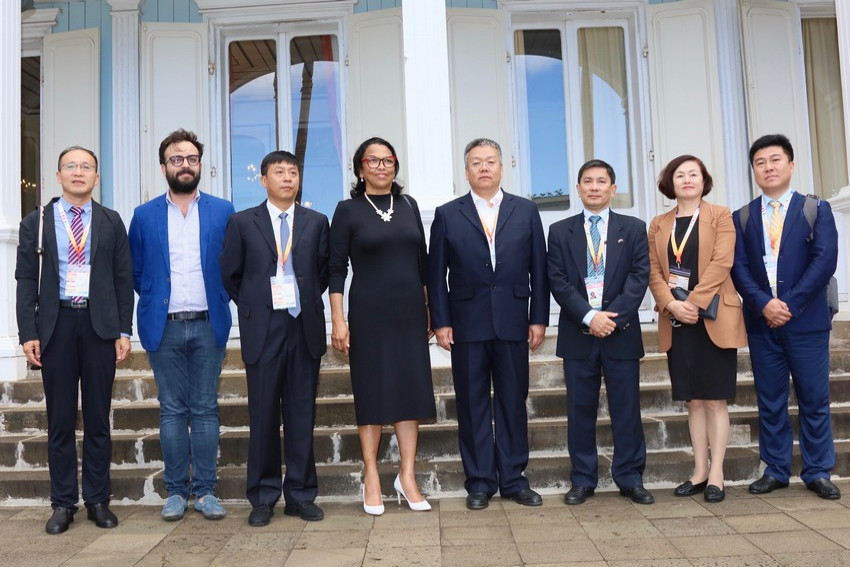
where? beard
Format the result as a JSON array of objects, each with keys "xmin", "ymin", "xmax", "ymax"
[{"xmin": 167, "ymin": 168, "xmax": 201, "ymax": 194}]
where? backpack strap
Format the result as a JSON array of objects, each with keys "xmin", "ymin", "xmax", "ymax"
[
  {"xmin": 803, "ymin": 194, "xmax": 819, "ymax": 241},
  {"xmin": 738, "ymin": 201, "xmax": 750, "ymax": 236}
]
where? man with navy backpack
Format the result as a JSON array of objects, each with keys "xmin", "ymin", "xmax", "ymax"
[{"xmin": 731, "ymin": 134, "xmax": 840, "ymax": 499}]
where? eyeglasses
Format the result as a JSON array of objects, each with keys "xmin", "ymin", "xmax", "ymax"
[
  {"xmin": 60, "ymin": 162, "xmax": 96, "ymax": 173},
  {"xmin": 362, "ymin": 156, "xmax": 396, "ymax": 169},
  {"xmin": 467, "ymin": 159, "xmax": 500, "ymax": 171},
  {"xmin": 167, "ymin": 155, "xmax": 201, "ymax": 166}
]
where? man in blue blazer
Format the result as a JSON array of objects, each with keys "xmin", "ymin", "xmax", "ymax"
[
  {"xmin": 429, "ymin": 138, "xmax": 549, "ymax": 510},
  {"xmin": 219, "ymin": 150, "xmax": 330, "ymax": 526},
  {"xmin": 129, "ymin": 129, "xmax": 235, "ymax": 521},
  {"xmin": 547, "ymin": 159, "xmax": 652, "ymax": 505},
  {"xmin": 731, "ymin": 134, "xmax": 840, "ymax": 499}
]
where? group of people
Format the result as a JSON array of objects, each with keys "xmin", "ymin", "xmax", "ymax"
[{"xmin": 15, "ymin": 130, "xmax": 839, "ymax": 536}]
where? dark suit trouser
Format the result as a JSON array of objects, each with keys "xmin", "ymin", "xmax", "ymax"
[
  {"xmin": 563, "ymin": 340, "xmax": 646, "ymax": 490},
  {"xmin": 245, "ymin": 310, "xmax": 320, "ymax": 508},
  {"xmin": 41, "ymin": 306, "xmax": 116, "ymax": 510},
  {"xmin": 451, "ymin": 339, "xmax": 530, "ymax": 496},
  {"xmin": 749, "ymin": 328, "xmax": 834, "ymax": 485}
]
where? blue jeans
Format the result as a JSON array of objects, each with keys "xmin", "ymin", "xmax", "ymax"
[{"xmin": 148, "ymin": 319, "xmax": 226, "ymax": 498}]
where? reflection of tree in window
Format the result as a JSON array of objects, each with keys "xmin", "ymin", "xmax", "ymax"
[{"xmin": 21, "ymin": 56, "xmax": 41, "ymax": 216}]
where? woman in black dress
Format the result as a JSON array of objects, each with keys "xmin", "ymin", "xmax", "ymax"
[
  {"xmin": 648, "ymin": 155, "xmax": 746, "ymax": 503},
  {"xmin": 329, "ymin": 137, "xmax": 436, "ymax": 515}
]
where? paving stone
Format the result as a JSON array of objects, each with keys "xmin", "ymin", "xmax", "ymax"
[
  {"xmin": 652, "ymin": 516, "xmax": 737, "ymax": 537},
  {"xmin": 0, "ymin": 552, "xmax": 72, "ymax": 567},
  {"xmin": 638, "ymin": 496, "xmax": 715, "ymax": 519},
  {"xmin": 821, "ymin": 527, "xmax": 850, "ymax": 550},
  {"xmin": 770, "ymin": 550, "xmax": 850, "ymax": 567},
  {"xmin": 81, "ymin": 533, "xmax": 167, "ymax": 554},
  {"xmin": 786, "ymin": 507, "xmax": 850, "ymax": 530},
  {"xmin": 283, "ymin": 548, "xmax": 365, "ymax": 567},
  {"xmin": 441, "ymin": 543, "xmax": 522, "ymax": 567},
  {"xmin": 439, "ymin": 508, "xmax": 509, "ymax": 528},
  {"xmin": 149, "ymin": 532, "xmax": 233, "ymax": 554},
  {"xmin": 294, "ymin": 528, "xmax": 370, "ymax": 549},
  {"xmin": 580, "ymin": 518, "xmax": 663, "ymax": 539},
  {"xmin": 211, "ymin": 552, "xmax": 288, "ymax": 567},
  {"xmin": 745, "ymin": 529, "xmax": 842, "ymax": 554},
  {"xmin": 723, "ymin": 513, "xmax": 807, "ymax": 533},
  {"xmin": 363, "ymin": 543, "xmax": 441, "ymax": 567},
  {"xmin": 594, "ymin": 536, "xmax": 685, "ymax": 561},
  {"xmin": 61, "ymin": 552, "xmax": 147, "ymax": 566},
  {"xmin": 607, "ymin": 561, "xmax": 693, "ymax": 567},
  {"xmin": 135, "ymin": 552, "xmax": 221, "ymax": 567},
  {"xmin": 440, "ymin": 524, "xmax": 513, "ymax": 546},
  {"xmin": 668, "ymin": 534, "xmax": 764, "ymax": 558},
  {"xmin": 221, "ymin": 532, "xmax": 299, "ymax": 552},
  {"xmin": 516, "ymin": 539, "xmax": 603, "ymax": 564},
  {"xmin": 688, "ymin": 556, "xmax": 783, "ymax": 567},
  {"xmin": 368, "ymin": 526, "xmax": 440, "ymax": 547},
  {"xmin": 509, "ymin": 522, "xmax": 587, "ymax": 543}
]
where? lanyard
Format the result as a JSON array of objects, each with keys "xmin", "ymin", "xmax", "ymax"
[
  {"xmin": 275, "ymin": 219, "xmax": 293, "ymax": 268},
  {"xmin": 670, "ymin": 207, "xmax": 699, "ymax": 265},
  {"xmin": 58, "ymin": 204, "xmax": 91, "ymax": 256},
  {"xmin": 584, "ymin": 219, "xmax": 606, "ymax": 270},
  {"xmin": 478, "ymin": 209, "xmax": 499, "ymax": 243}
]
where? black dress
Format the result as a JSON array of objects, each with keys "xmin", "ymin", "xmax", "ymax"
[
  {"xmin": 667, "ymin": 216, "xmax": 737, "ymax": 401},
  {"xmin": 329, "ymin": 193, "xmax": 436, "ymax": 424}
]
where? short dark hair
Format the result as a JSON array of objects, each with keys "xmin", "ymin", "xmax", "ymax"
[
  {"xmin": 57, "ymin": 146, "xmax": 98, "ymax": 172},
  {"xmin": 749, "ymin": 134, "xmax": 794, "ymax": 165},
  {"xmin": 657, "ymin": 154, "xmax": 713, "ymax": 199},
  {"xmin": 463, "ymin": 138, "xmax": 502, "ymax": 165},
  {"xmin": 351, "ymin": 137, "xmax": 403, "ymax": 197},
  {"xmin": 158, "ymin": 129, "xmax": 204, "ymax": 164},
  {"xmin": 577, "ymin": 159, "xmax": 615, "ymax": 185},
  {"xmin": 260, "ymin": 150, "xmax": 301, "ymax": 177}
]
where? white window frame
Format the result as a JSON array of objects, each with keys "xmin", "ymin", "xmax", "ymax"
[{"xmin": 505, "ymin": 3, "xmax": 652, "ymax": 224}]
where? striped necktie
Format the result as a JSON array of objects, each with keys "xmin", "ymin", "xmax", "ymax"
[
  {"xmin": 768, "ymin": 200, "xmax": 783, "ymax": 256},
  {"xmin": 69, "ymin": 206, "xmax": 86, "ymax": 303},
  {"xmin": 587, "ymin": 215, "xmax": 604, "ymax": 277}
]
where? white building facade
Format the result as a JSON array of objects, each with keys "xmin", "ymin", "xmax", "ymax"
[{"xmin": 2, "ymin": 0, "xmax": 850, "ymax": 379}]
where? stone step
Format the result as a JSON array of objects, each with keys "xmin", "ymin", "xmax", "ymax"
[{"xmin": 2, "ymin": 439, "xmax": 850, "ymax": 503}]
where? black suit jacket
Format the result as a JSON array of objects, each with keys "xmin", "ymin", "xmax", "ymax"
[
  {"xmin": 547, "ymin": 211, "xmax": 649, "ymax": 360},
  {"xmin": 15, "ymin": 197, "xmax": 134, "ymax": 349},
  {"xmin": 219, "ymin": 201, "xmax": 330, "ymax": 364},
  {"xmin": 428, "ymin": 190, "xmax": 549, "ymax": 343}
]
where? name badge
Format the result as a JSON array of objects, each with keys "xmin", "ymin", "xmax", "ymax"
[
  {"xmin": 585, "ymin": 275, "xmax": 604, "ymax": 310},
  {"xmin": 763, "ymin": 254, "xmax": 778, "ymax": 296},
  {"xmin": 668, "ymin": 265, "xmax": 691, "ymax": 290},
  {"xmin": 66, "ymin": 265, "xmax": 91, "ymax": 297},
  {"xmin": 271, "ymin": 275, "xmax": 298, "ymax": 310}
]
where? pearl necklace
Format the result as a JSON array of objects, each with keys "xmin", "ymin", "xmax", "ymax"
[{"xmin": 364, "ymin": 192, "xmax": 394, "ymax": 222}]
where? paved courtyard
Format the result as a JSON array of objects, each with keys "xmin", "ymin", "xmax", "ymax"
[{"xmin": 2, "ymin": 481, "xmax": 850, "ymax": 566}]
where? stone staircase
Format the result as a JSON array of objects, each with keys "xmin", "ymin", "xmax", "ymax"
[{"xmin": 1, "ymin": 322, "xmax": 849, "ymax": 503}]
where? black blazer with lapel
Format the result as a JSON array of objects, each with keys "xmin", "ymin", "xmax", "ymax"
[
  {"xmin": 16, "ymin": 197, "xmax": 134, "ymax": 350},
  {"xmin": 219, "ymin": 201, "xmax": 330, "ymax": 365},
  {"xmin": 547, "ymin": 210, "xmax": 649, "ymax": 360},
  {"xmin": 428, "ymin": 190, "xmax": 549, "ymax": 343}
]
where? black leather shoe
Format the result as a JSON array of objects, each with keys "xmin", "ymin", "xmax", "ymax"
[
  {"xmin": 674, "ymin": 479, "xmax": 707, "ymax": 497},
  {"xmin": 87, "ymin": 502, "xmax": 118, "ymax": 528},
  {"xmin": 248, "ymin": 505, "xmax": 274, "ymax": 526},
  {"xmin": 564, "ymin": 486, "xmax": 595, "ymax": 505},
  {"xmin": 466, "ymin": 492, "xmax": 491, "ymax": 510},
  {"xmin": 704, "ymin": 485, "xmax": 725, "ymax": 503},
  {"xmin": 284, "ymin": 501, "xmax": 324, "ymax": 521},
  {"xmin": 749, "ymin": 475, "xmax": 789, "ymax": 494},
  {"xmin": 807, "ymin": 478, "xmax": 841, "ymax": 500},
  {"xmin": 503, "ymin": 488, "xmax": 542, "ymax": 507},
  {"xmin": 620, "ymin": 485, "xmax": 655, "ymax": 505},
  {"xmin": 45, "ymin": 507, "xmax": 74, "ymax": 534}
]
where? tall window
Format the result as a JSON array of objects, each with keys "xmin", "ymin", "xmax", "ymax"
[
  {"xmin": 228, "ymin": 32, "xmax": 343, "ymax": 215},
  {"xmin": 514, "ymin": 21, "xmax": 634, "ymax": 212},
  {"xmin": 21, "ymin": 56, "xmax": 40, "ymax": 217},
  {"xmin": 802, "ymin": 17, "xmax": 847, "ymax": 198}
]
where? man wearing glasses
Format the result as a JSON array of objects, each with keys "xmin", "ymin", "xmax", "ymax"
[
  {"xmin": 16, "ymin": 146, "xmax": 134, "ymax": 533},
  {"xmin": 128, "ymin": 129, "xmax": 235, "ymax": 521},
  {"xmin": 428, "ymin": 138, "xmax": 549, "ymax": 510}
]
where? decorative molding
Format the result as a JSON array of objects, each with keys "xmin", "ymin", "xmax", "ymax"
[
  {"xmin": 197, "ymin": 0, "xmax": 356, "ymax": 24},
  {"xmin": 107, "ymin": 0, "xmax": 144, "ymax": 11},
  {"xmin": 21, "ymin": 8, "xmax": 59, "ymax": 54}
]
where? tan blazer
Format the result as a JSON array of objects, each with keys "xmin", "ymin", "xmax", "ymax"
[{"xmin": 648, "ymin": 200, "xmax": 747, "ymax": 352}]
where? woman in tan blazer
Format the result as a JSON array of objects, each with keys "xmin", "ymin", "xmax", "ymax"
[{"xmin": 648, "ymin": 155, "xmax": 747, "ymax": 503}]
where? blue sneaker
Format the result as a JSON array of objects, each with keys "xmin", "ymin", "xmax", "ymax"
[
  {"xmin": 161, "ymin": 494, "xmax": 188, "ymax": 521},
  {"xmin": 194, "ymin": 494, "xmax": 226, "ymax": 520}
]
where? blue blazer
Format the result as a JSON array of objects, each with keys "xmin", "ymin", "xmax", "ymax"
[
  {"xmin": 428, "ymin": 190, "xmax": 549, "ymax": 343},
  {"xmin": 547, "ymin": 211, "xmax": 649, "ymax": 360},
  {"xmin": 731, "ymin": 192, "xmax": 837, "ymax": 335},
  {"xmin": 128, "ymin": 192, "xmax": 235, "ymax": 351}
]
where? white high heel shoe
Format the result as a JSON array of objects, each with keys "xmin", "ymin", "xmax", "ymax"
[
  {"xmin": 362, "ymin": 486, "xmax": 385, "ymax": 516},
  {"xmin": 394, "ymin": 475, "xmax": 432, "ymax": 511}
]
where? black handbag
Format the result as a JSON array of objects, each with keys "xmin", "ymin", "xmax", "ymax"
[{"xmin": 670, "ymin": 287, "xmax": 719, "ymax": 320}]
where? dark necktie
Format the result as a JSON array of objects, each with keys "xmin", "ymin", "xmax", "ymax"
[{"xmin": 587, "ymin": 215, "xmax": 604, "ymax": 277}]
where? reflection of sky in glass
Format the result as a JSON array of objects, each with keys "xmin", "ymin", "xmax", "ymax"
[
  {"xmin": 522, "ymin": 54, "xmax": 569, "ymax": 200},
  {"xmin": 230, "ymin": 72, "xmax": 276, "ymax": 212},
  {"xmin": 291, "ymin": 60, "xmax": 344, "ymax": 218},
  {"xmin": 591, "ymin": 73, "xmax": 630, "ymax": 200}
]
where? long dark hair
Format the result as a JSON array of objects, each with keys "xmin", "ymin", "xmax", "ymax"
[{"xmin": 350, "ymin": 137, "xmax": 404, "ymax": 197}]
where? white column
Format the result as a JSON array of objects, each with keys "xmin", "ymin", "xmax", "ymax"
[
  {"xmin": 401, "ymin": 0, "xmax": 455, "ymax": 219},
  {"xmin": 715, "ymin": 0, "xmax": 752, "ymax": 209},
  {"xmin": 109, "ymin": 0, "xmax": 143, "ymax": 225},
  {"xmin": 836, "ymin": 0, "xmax": 850, "ymax": 186},
  {"xmin": 0, "ymin": 4, "xmax": 25, "ymax": 379}
]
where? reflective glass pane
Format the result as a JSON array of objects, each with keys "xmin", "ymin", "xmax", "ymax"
[
  {"xmin": 229, "ymin": 39, "xmax": 277, "ymax": 212},
  {"xmin": 577, "ymin": 27, "xmax": 632, "ymax": 208},
  {"xmin": 514, "ymin": 29, "xmax": 569, "ymax": 211},
  {"xmin": 290, "ymin": 34, "xmax": 343, "ymax": 217},
  {"xmin": 21, "ymin": 56, "xmax": 41, "ymax": 216}
]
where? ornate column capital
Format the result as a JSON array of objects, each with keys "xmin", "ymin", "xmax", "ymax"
[{"xmin": 107, "ymin": 0, "xmax": 143, "ymax": 12}]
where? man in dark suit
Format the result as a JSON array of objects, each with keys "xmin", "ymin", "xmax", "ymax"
[
  {"xmin": 219, "ymin": 150, "xmax": 330, "ymax": 525},
  {"xmin": 129, "ymin": 129, "xmax": 235, "ymax": 521},
  {"xmin": 731, "ymin": 134, "xmax": 840, "ymax": 499},
  {"xmin": 429, "ymin": 138, "xmax": 549, "ymax": 510},
  {"xmin": 16, "ymin": 146, "xmax": 134, "ymax": 533},
  {"xmin": 547, "ymin": 159, "xmax": 652, "ymax": 505}
]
